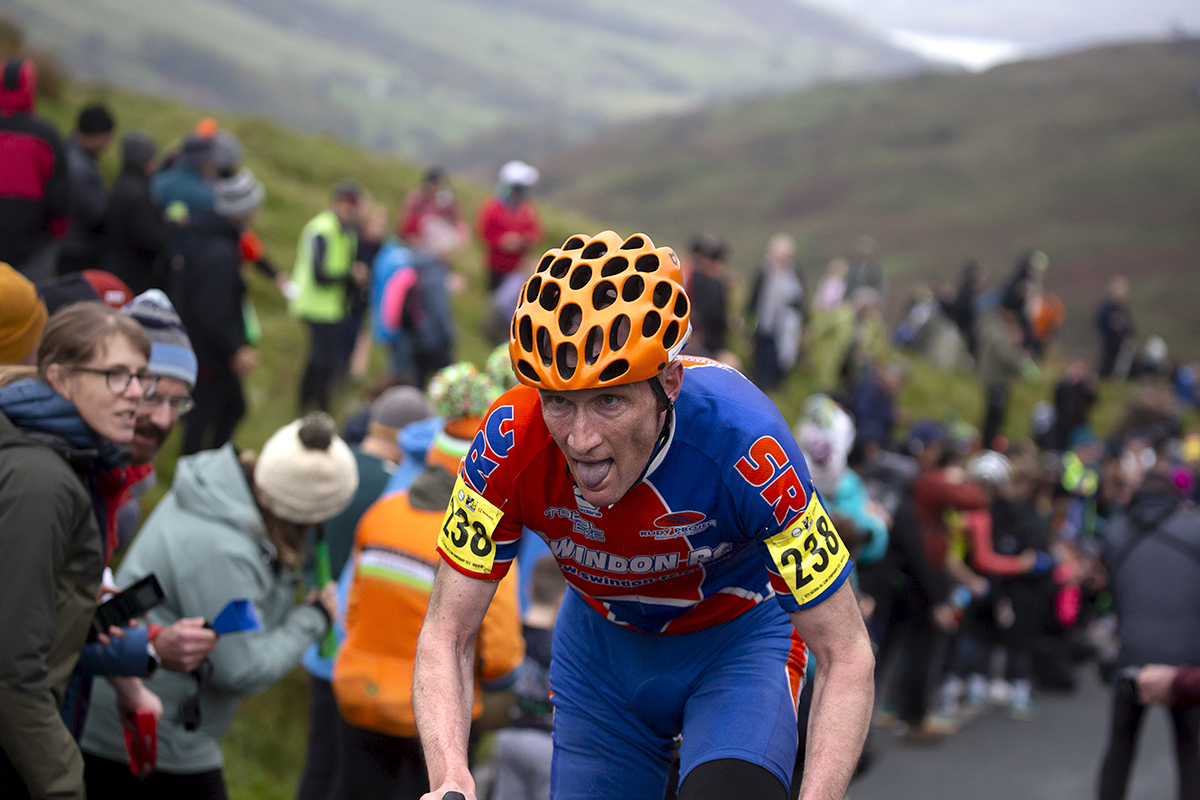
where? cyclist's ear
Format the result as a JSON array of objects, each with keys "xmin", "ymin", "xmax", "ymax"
[{"xmin": 659, "ymin": 360, "xmax": 685, "ymax": 403}]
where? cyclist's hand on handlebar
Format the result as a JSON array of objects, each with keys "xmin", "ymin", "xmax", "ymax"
[{"xmin": 421, "ymin": 783, "xmax": 474, "ymax": 800}]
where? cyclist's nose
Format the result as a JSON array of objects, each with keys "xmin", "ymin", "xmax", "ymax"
[{"xmin": 567, "ymin": 409, "xmax": 603, "ymax": 454}]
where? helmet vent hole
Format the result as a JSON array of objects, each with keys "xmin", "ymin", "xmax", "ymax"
[
  {"xmin": 599, "ymin": 360, "xmax": 629, "ymax": 382},
  {"xmin": 673, "ymin": 293, "xmax": 688, "ymax": 318},
  {"xmin": 584, "ymin": 326, "xmax": 604, "ymax": 365},
  {"xmin": 525, "ymin": 276, "xmax": 542, "ymax": 304},
  {"xmin": 663, "ymin": 321, "xmax": 680, "ymax": 349},
  {"xmin": 539, "ymin": 281, "xmax": 561, "ymax": 311},
  {"xmin": 550, "ymin": 258, "xmax": 572, "ymax": 279},
  {"xmin": 652, "ymin": 282, "xmax": 672, "ymax": 309},
  {"xmin": 537, "ymin": 254, "xmax": 554, "ymax": 273},
  {"xmin": 592, "ymin": 280, "xmax": 618, "ymax": 311},
  {"xmin": 510, "ymin": 314, "xmax": 517, "ymax": 339},
  {"xmin": 562, "ymin": 236, "xmax": 585, "ymax": 250},
  {"xmin": 581, "ymin": 240, "xmax": 608, "ymax": 259},
  {"xmin": 516, "ymin": 359, "xmax": 540, "ymax": 382},
  {"xmin": 601, "ymin": 256, "xmax": 629, "ymax": 277},
  {"xmin": 518, "ymin": 315, "xmax": 534, "ymax": 352},
  {"xmin": 642, "ymin": 311, "xmax": 661, "ymax": 337},
  {"xmin": 559, "ymin": 303, "xmax": 582, "ymax": 336},
  {"xmin": 556, "ymin": 343, "xmax": 578, "ymax": 380},
  {"xmin": 621, "ymin": 236, "xmax": 645, "ymax": 250},
  {"xmin": 569, "ymin": 264, "xmax": 592, "ymax": 290},
  {"xmin": 609, "ymin": 314, "xmax": 630, "ymax": 351},
  {"xmin": 536, "ymin": 326, "xmax": 553, "ymax": 366},
  {"xmin": 622, "ymin": 275, "xmax": 645, "ymax": 302},
  {"xmin": 635, "ymin": 254, "xmax": 660, "ymax": 273}
]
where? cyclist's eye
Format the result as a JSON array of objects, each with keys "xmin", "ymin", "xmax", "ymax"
[{"xmin": 598, "ymin": 395, "xmax": 620, "ymax": 407}]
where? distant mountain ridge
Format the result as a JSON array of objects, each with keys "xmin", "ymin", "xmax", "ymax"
[
  {"xmin": 539, "ymin": 41, "xmax": 1200, "ymax": 357},
  {"xmin": 9, "ymin": 0, "xmax": 923, "ymax": 167}
]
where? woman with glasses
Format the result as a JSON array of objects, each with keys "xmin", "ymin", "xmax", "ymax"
[{"xmin": 0, "ymin": 301, "xmax": 161, "ymax": 800}]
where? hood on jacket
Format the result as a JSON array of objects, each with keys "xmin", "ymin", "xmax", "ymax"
[
  {"xmin": 170, "ymin": 443, "xmax": 266, "ymax": 542},
  {"xmin": 0, "ymin": 59, "xmax": 36, "ymax": 116},
  {"xmin": 0, "ymin": 378, "xmax": 126, "ymax": 470},
  {"xmin": 1127, "ymin": 472, "xmax": 1181, "ymax": 532}
]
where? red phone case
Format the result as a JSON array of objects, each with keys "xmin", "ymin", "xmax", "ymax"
[{"xmin": 124, "ymin": 709, "xmax": 157, "ymax": 776}]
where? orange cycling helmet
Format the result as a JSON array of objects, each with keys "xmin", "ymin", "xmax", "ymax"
[{"xmin": 509, "ymin": 230, "xmax": 691, "ymax": 392}]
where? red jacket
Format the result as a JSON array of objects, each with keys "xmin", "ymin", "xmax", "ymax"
[
  {"xmin": 912, "ymin": 469, "xmax": 987, "ymax": 568},
  {"xmin": 0, "ymin": 59, "xmax": 70, "ymax": 268},
  {"xmin": 475, "ymin": 195, "xmax": 542, "ymax": 276}
]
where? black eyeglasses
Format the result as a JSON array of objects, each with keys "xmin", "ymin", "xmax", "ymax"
[
  {"xmin": 71, "ymin": 366, "xmax": 159, "ymax": 397},
  {"xmin": 142, "ymin": 391, "xmax": 195, "ymax": 415}
]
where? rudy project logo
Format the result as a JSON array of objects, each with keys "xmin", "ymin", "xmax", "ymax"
[{"xmin": 640, "ymin": 510, "xmax": 717, "ymax": 539}]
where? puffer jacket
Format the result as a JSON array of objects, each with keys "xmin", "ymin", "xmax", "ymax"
[
  {"xmin": 79, "ymin": 443, "xmax": 329, "ymax": 774},
  {"xmin": 0, "ymin": 379, "xmax": 110, "ymax": 800}
]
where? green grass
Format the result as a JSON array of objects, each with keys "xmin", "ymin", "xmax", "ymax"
[{"xmin": 33, "ymin": 71, "xmax": 1184, "ymax": 799}]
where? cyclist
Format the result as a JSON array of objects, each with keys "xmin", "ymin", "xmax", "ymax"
[{"xmin": 413, "ymin": 231, "xmax": 874, "ymax": 800}]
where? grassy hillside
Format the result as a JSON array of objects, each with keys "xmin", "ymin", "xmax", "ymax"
[
  {"xmin": 539, "ymin": 41, "xmax": 1200, "ymax": 360},
  {"xmin": 11, "ymin": 0, "xmax": 922, "ymax": 169}
]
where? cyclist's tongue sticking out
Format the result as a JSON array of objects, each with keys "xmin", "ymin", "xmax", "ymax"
[{"xmin": 574, "ymin": 459, "xmax": 612, "ymax": 490}]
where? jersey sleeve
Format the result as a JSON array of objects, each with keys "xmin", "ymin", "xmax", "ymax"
[
  {"xmin": 436, "ymin": 390, "xmax": 532, "ymax": 581},
  {"xmin": 724, "ymin": 404, "xmax": 853, "ymax": 613}
]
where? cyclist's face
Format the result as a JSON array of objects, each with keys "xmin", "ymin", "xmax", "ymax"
[{"xmin": 540, "ymin": 381, "xmax": 663, "ymax": 507}]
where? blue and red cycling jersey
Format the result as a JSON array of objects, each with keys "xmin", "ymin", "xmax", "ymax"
[{"xmin": 438, "ymin": 356, "xmax": 852, "ymax": 635}]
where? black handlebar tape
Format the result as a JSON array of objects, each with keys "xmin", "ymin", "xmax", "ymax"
[{"xmin": 443, "ymin": 794, "xmax": 466, "ymax": 800}]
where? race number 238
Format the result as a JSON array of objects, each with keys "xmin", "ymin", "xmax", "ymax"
[
  {"xmin": 438, "ymin": 474, "xmax": 503, "ymax": 577},
  {"xmin": 765, "ymin": 495, "xmax": 850, "ymax": 607}
]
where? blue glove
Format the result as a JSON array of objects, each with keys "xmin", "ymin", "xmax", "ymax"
[{"xmin": 1032, "ymin": 551, "xmax": 1055, "ymax": 574}]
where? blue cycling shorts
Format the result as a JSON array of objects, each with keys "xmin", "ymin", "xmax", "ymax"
[{"xmin": 548, "ymin": 589, "xmax": 806, "ymax": 799}]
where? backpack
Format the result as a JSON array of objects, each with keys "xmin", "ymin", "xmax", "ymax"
[{"xmin": 379, "ymin": 265, "xmax": 423, "ymax": 336}]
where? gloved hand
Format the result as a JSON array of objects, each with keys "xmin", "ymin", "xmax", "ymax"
[{"xmin": 1032, "ymin": 551, "xmax": 1055, "ymax": 574}]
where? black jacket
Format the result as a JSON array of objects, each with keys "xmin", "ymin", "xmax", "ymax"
[
  {"xmin": 172, "ymin": 211, "xmax": 247, "ymax": 371},
  {"xmin": 101, "ymin": 167, "xmax": 173, "ymax": 295},
  {"xmin": 1104, "ymin": 481, "xmax": 1200, "ymax": 668}
]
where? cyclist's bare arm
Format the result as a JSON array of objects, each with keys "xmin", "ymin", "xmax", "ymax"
[
  {"xmin": 789, "ymin": 580, "xmax": 875, "ymax": 800},
  {"xmin": 415, "ymin": 563, "xmax": 500, "ymax": 800}
]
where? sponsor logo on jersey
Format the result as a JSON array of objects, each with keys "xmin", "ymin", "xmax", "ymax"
[
  {"xmin": 548, "ymin": 537, "xmax": 732, "ymax": 571},
  {"xmin": 639, "ymin": 511, "xmax": 717, "ymax": 539},
  {"xmin": 573, "ymin": 487, "xmax": 603, "ymax": 519},
  {"xmin": 545, "ymin": 507, "xmax": 605, "ymax": 541},
  {"xmin": 734, "ymin": 435, "xmax": 809, "ymax": 525},
  {"xmin": 463, "ymin": 404, "xmax": 514, "ymax": 492}
]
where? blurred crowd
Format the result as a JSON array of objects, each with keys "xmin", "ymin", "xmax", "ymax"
[{"xmin": 2, "ymin": 53, "xmax": 1199, "ymax": 800}]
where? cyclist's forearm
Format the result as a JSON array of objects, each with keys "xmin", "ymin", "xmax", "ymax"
[
  {"xmin": 414, "ymin": 621, "xmax": 477, "ymax": 789},
  {"xmin": 800, "ymin": 647, "xmax": 874, "ymax": 800}
]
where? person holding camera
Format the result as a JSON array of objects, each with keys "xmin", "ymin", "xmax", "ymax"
[{"xmin": 79, "ymin": 413, "xmax": 358, "ymax": 799}]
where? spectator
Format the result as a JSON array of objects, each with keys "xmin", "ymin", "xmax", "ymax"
[
  {"xmin": 397, "ymin": 166, "xmax": 468, "ymax": 256},
  {"xmin": 682, "ymin": 233, "xmax": 731, "ymax": 361},
  {"xmin": 151, "ymin": 129, "xmax": 216, "ymax": 225},
  {"xmin": 1097, "ymin": 471, "xmax": 1200, "ymax": 800},
  {"xmin": 845, "ymin": 234, "xmax": 883, "ymax": 297},
  {"xmin": 944, "ymin": 260, "xmax": 985, "ymax": 357},
  {"xmin": 976, "ymin": 303, "xmax": 1040, "ymax": 450},
  {"xmin": 0, "ymin": 262, "xmax": 47, "ymax": 366},
  {"xmin": 37, "ymin": 269, "xmax": 134, "ymax": 315},
  {"xmin": 746, "ymin": 233, "xmax": 804, "ymax": 390},
  {"xmin": 0, "ymin": 58, "xmax": 70, "ymax": 281},
  {"xmin": 332, "ymin": 364, "xmax": 523, "ymax": 800},
  {"xmin": 372, "ymin": 237, "xmax": 456, "ymax": 389},
  {"xmin": 813, "ymin": 257, "xmax": 849, "ymax": 312},
  {"xmin": 290, "ymin": 180, "xmax": 368, "ymax": 412},
  {"xmin": 294, "ymin": 384, "xmax": 431, "ymax": 800},
  {"xmin": 491, "ymin": 556, "xmax": 566, "ymax": 800},
  {"xmin": 342, "ymin": 197, "xmax": 387, "ymax": 383},
  {"xmin": 851, "ymin": 361, "xmax": 907, "ymax": 458},
  {"xmin": 476, "ymin": 160, "xmax": 542, "ymax": 291},
  {"xmin": 1050, "ymin": 360, "xmax": 1098, "ymax": 452},
  {"xmin": 0, "ymin": 302, "xmax": 152, "ymax": 800},
  {"xmin": 57, "ymin": 104, "xmax": 115, "ymax": 275},
  {"xmin": 174, "ymin": 168, "xmax": 265, "ymax": 454},
  {"xmin": 101, "ymin": 133, "xmax": 175, "ymax": 295},
  {"xmin": 80, "ymin": 413, "xmax": 357, "ymax": 798},
  {"xmin": 1096, "ymin": 277, "xmax": 1134, "ymax": 380}
]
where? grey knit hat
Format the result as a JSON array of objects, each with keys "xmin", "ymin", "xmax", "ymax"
[
  {"xmin": 212, "ymin": 130, "xmax": 243, "ymax": 176},
  {"xmin": 214, "ymin": 168, "xmax": 265, "ymax": 219},
  {"xmin": 121, "ymin": 132, "xmax": 157, "ymax": 172},
  {"xmin": 368, "ymin": 386, "xmax": 430, "ymax": 442},
  {"xmin": 122, "ymin": 289, "xmax": 198, "ymax": 388},
  {"xmin": 255, "ymin": 413, "xmax": 359, "ymax": 525}
]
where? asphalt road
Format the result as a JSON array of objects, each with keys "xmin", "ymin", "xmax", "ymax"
[{"xmin": 847, "ymin": 671, "xmax": 1178, "ymax": 800}]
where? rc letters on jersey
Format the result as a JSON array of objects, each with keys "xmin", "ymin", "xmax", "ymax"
[
  {"xmin": 439, "ymin": 474, "xmax": 503, "ymax": 577},
  {"xmin": 764, "ymin": 494, "xmax": 850, "ymax": 607}
]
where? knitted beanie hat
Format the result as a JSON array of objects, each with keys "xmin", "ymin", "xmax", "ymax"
[
  {"xmin": 368, "ymin": 385, "xmax": 430, "ymax": 444},
  {"xmin": 122, "ymin": 290, "xmax": 198, "ymax": 388},
  {"xmin": 0, "ymin": 262, "xmax": 47, "ymax": 365},
  {"xmin": 426, "ymin": 363, "xmax": 500, "ymax": 473},
  {"xmin": 255, "ymin": 413, "xmax": 359, "ymax": 525},
  {"xmin": 77, "ymin": 104, "xmax": 115, "ymax": 135},
  {"xmin": 212, "ymin": 130, "xmax": 243, "ymax": 177},
  {"xmin": 214, "ymin": 168, "xmax": 265, "ymax": 219},
  {"xmin": 121, "ymin": 132, "xmax": 157, "ymax": 173}
]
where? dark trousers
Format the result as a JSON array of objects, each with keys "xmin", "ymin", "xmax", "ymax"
[
  {"xmin": 300, "ymin": 321, "xmax": 342, "ymax": 412},
  {"xmin": 182, "ymin": 366, "xmax": 245, "ymax": 455},
  {"xmin": 1098, "ymin": 685, "xmax": 1200, "ymax": 800},
  {"xmin": 753, "ymin": 333, "xmax": 782, "ymax": 390},
  {"xmin": 880, "ymin": 594, "xmax": 940, "ymax": 725},
  {"xmin": 982, "ymin": 384, "xmax": 1008, "ymax": 450},
  {"xmin": 84, "ymin": 753, "xmax": 228, "ymax": 800},
  {"xmin": 0, "ymin": 746, "xmax": 32, "ymax": 799},
  {"xmin": 337, "ymin": 724, "xmax": 429, "ymax": 800},
  {"xmin": 296, "ymin": 676, "xmax": 344, "ymax": 800}
]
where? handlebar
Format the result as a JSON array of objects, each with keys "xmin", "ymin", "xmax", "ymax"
[{"xmin": 443, "ymin": 794, "xmax": 466, "ymax": 800}]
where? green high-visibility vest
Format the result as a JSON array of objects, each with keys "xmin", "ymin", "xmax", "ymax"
[{"xmin": 289, "ymin": 209, "xmax": 357, "ymax": 323}]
